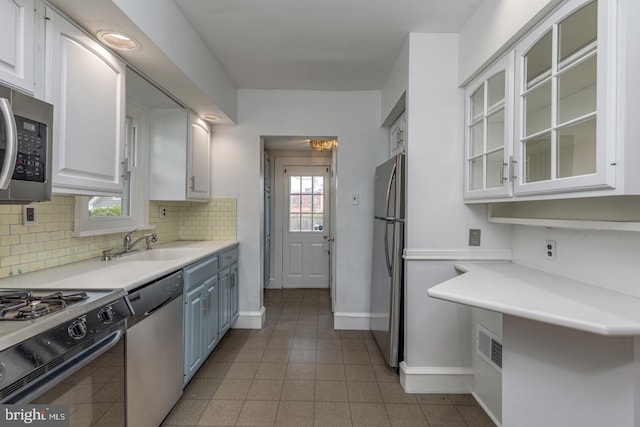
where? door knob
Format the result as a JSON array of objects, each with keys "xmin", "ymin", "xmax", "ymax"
[{"xmin": 323, "ymin": 234, "xmax": 328, "ymax": 239}]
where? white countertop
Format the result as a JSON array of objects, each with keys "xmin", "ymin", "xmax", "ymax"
[
  {"xmin": 0, "ymin": 240, "xmax": 239, "ymax": 293},
  {"xmin": 427, "ymin": 262, "xmax": 640, "ymax": 336}
]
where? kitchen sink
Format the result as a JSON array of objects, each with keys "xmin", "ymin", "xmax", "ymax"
[{"xmin": 121, "ymin": 248, "xmax": 202, "ymax": 261}]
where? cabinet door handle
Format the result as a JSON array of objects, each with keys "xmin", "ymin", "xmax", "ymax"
[
  {"xmin": 509, "ymin": 156, "xmax": 517, "ymax": 181},
  {"xmin": 190, "ymin": 176, "xmax": 195, "ymax": 190}
]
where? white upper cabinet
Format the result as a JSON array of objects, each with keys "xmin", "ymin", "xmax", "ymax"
[
  {"xmin": 464, "ymin": 52, "xmax": 515, "ymax": 200},
  {"xmin": 149, "ymin": 109, "xmax": 211, "ymax": 201},
  {"xmin": 513, "ymin": 0, "xmax": 608, "ymax": 196},
  {"xmin": 465, "ymin": 0, "xmax": 640, "ymax": 202},
  {"xmin": 188, "ymin": 116, "xmax": 211, "ymax": 200},
  {"xmin": 0, "ymin": 0, "xmax": 37, "ymax": 94},
  {"xmin": 46, "ymin": 8, "xmax": 126, "ymax": 195}
]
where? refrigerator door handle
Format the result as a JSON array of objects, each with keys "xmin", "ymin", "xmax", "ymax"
[
  {"xmin": 383, "ymin": 162, "xmax": 397, "ymax": 277},
  {"xmin": 375, "ymin": 216, "xmax": 404, "ymax": 223},
  {"xmin": 384, "ymin": 221, "xmax": 392, "ymax": 276}
]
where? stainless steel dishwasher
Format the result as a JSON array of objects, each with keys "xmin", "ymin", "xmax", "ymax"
[{"xmin": 126, "ymin": 270, "xmax": 184, "ymax": 427}]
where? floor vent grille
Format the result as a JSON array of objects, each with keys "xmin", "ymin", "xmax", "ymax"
[{"xmin": 477, "ymin": 325, "xmax": 502, "ymax": 371}]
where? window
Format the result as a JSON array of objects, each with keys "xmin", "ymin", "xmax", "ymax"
[
  {"xmin": 289, "ymin": 175, "xmax": 324, "ymax": 232},
  {"xmin": 73, "ymin": 103, "xmax": 150, "ymax": 236}
]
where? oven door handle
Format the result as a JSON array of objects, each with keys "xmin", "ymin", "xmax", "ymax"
[
  {"xmin": 0, "ymin": 98, "xmax": 18, "ymax": 191},
  {"xmin": 6, "ymin": 325, "xmax": 125, "ymax": 404}
]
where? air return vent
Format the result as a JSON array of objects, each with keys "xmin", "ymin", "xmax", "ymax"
[{"xmin": 477, "ymin": 325, "xmax": 502, "ymax": 371}]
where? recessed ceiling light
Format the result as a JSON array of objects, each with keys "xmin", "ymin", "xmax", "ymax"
[
  {"xmin": 203, "ymin": 113, "xmax": 223, "ymax": 122},
  {"xmin": 97, "ymin": 30, "xmax": 140, "ymax": 51}
]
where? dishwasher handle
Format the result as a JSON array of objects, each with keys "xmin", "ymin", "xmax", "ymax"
[{"xmin": 127, "ymin": 271, "xmax": 183, "ymax": 328}]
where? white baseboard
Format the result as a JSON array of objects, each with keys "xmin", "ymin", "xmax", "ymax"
[
  {"xmin": 472, "ymin": 391, "xmax": 502, "ymax": 427},
  {"xmin": 399, "ymin": 362, "xmax": 473, "ymax": 393},
  {"xmin": 334, "ymin": 312, "xmax": 370, "ymax": 330},
  {"xmin": 232, "ymin": 306, "xmax": 266, "ymax": 329}
]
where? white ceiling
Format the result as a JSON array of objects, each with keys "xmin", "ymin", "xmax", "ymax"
[
  {"xmin": 173, "ymin": 0, "xmax": 482, "ymax": 91},
  {"xmin": 46, "ymin": 0, "xmax": 482, "ymax": 150}
]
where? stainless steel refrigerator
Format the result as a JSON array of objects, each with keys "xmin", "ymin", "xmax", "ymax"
[{"xmin": 370, "ymin": 153, "xmax": 405, "ymax": 368}]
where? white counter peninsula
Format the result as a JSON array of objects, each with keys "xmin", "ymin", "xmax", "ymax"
[{"xmin": 428, "ymin": 262, "xmax": 640, "ymax": 427}]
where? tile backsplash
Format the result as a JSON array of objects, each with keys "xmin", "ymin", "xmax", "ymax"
[{"xmin": 0, "ymin": 196, "xmax": 236, "ymax": 279}]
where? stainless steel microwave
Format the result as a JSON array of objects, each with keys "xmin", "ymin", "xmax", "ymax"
[{"xmin": 0, "ymin": 83, "xmax": 52, "ymax": 203}]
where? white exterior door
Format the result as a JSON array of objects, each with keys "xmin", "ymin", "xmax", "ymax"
[{"xmin": 283, "ymin": 165, "xmax": 331, "ymax": 288}]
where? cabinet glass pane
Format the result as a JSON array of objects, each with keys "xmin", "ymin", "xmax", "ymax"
[
  {"xmin": 470, "ymin": 122, "xmax": 484, "ymax": 156},
  {"xmin": 559, "ymin": 1, "xmax": 598, "ymax": 69},
  {"xmin": 525, "ymin": 30, "xmax": 552, "ymax": 88},
  {"xmin": 469, "ymin": 158, "xmax": 483, "ymax": 191},
  {"xmin": 524, "ymin": 81, "xmax": 552, "ymax": 136},
  {"xmin": 557, "ymin": 118, "xmax": 597, "ymax": 178},
  {"xmin": 558, "ymin": 55, "xmax": 597, "ymax": 124},
  {"xmin": 487, "ymin": 110, "xmax": 505, "ymax": 151},
  {"xmin": 470, "ymin": 86, "xmax": 484, "ymax": 122},
  {"xmin": 487, "ymin": 150, "xmax": 504, "ymax": 189},
  {"xmin": 487, "ymin": 71, "xmax": 506, "ymax": 109},
  {"xmin": 524, "ymin": 134, "xmax": 551, "ymax": 183}
]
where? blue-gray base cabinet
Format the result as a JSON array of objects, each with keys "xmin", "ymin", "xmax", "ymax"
[{"xmin": 183, "ymin": 245, "xmax": 239, "ymax": 385}]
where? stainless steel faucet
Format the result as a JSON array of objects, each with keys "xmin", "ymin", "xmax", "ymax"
[{"xmin": 124, "ymin": 230, "xmax": 158, "ymax": 252}]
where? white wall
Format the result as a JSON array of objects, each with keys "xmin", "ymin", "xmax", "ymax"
[
  {"xmin": 390, "ymin": 33, "xmax": 512, "ymax": 394},
  {"xmin": 458, "ymin": 0, "xmax": 563, "ymax": 84},
  {"xmin": 211, "ymin": 89, "xmax": 388, "ymax": 327},
  {"xmin": 381, "ymin": 37, "xmax": 409, "ymax": 125},
  {"xmin": 113, "ymin": 0, "xmax": 238, "ymax": 122}
]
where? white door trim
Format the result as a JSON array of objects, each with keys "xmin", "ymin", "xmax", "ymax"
[{"xmin": 273, "ymin": 156, "xmax": 332, "ymax": 289}]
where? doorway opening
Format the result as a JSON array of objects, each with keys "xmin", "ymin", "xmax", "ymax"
[{"xmin": 261, "ymin": 136, "xmax": 337, "ymax": 311}]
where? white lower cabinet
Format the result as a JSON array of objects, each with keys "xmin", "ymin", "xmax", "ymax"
[
  {"xmin": 46, "ymin": 8, "xmax": 126, "ymax": 195},
  {"xmin": 183, "ymin": 245, "xmax": 239, "ymax": 385}
]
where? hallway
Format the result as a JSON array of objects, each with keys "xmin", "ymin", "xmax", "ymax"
[{"xmin": 163, "ymin": 289, "xmax": 495, "ymax": 426}]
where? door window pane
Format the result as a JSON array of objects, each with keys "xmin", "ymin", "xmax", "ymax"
[
  {"xmin": 524, "ymin": 134, "xmax": 552, "ymax": 183},
  {"xmin": 313, "ymin": 176, "xmax": 324, "ymax": 194},
  {"xmin": 557, "ymin": 118, "xmax": 597, "ymax": 178},
  {"xmin": 290, "ymin": 176, "xmax": 301, "ymax": 194},
  {"xmin": 301, "ymin": 176, "xmax": 312, "ymax": 194},
  {"xmin": 289, "ymin": 175, "xmax": 324, "ymax": 232},
  {"xmin": 524, "ymin": 81, "xmax": 552, "ymax": 136},
  {"xmin": 558, "ymin": 55, "xmax": 597, "ymax": 124},
  {"xmin": 559, "ymin": 1, "xmax": 597, "ymax": 69},
  {"xmin": 487, "ymin": 150, "xmax": 505, "ymax": 189},
  {"xmin": 525, "ymin": 30, "xmax": 552, "ymax": 88}
]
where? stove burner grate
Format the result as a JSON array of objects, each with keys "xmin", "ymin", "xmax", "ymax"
[{"xmin": 0, "ymin": 291, "xmax": 89, "ymax": 320}]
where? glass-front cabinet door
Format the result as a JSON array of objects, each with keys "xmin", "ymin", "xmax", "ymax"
[
  {"xmin": 513, "ymin": 0, "xmax": 614, "ymax": 196},
  {"xmin": 464, "ymin": 52, "xmax": 514, "ymax": 200}
]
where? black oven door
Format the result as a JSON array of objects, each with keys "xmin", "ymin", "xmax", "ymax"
[{"xmin": 27, "ymin": 324, "xmax": 126, "ymax": 426}]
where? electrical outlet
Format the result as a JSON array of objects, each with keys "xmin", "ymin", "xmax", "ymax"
[
  {"xmin": 545, "ymin": 240, "xmax": 556, "ymax": 261},
  {"xmin": 158, "ymin": 206, "xmax": 167, "ymax": 218},
  {"xmin": 469, "ymin": 229, "xmax": 481, "ymax": 246},
  {"xmin": 23, "ymin": 204, "xmax": 38, "ymax": 226}
]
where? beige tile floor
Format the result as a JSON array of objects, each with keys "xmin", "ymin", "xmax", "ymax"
[{"xmin": 163, "ymin": 289, "xmax": 496, "ymax": 427}]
